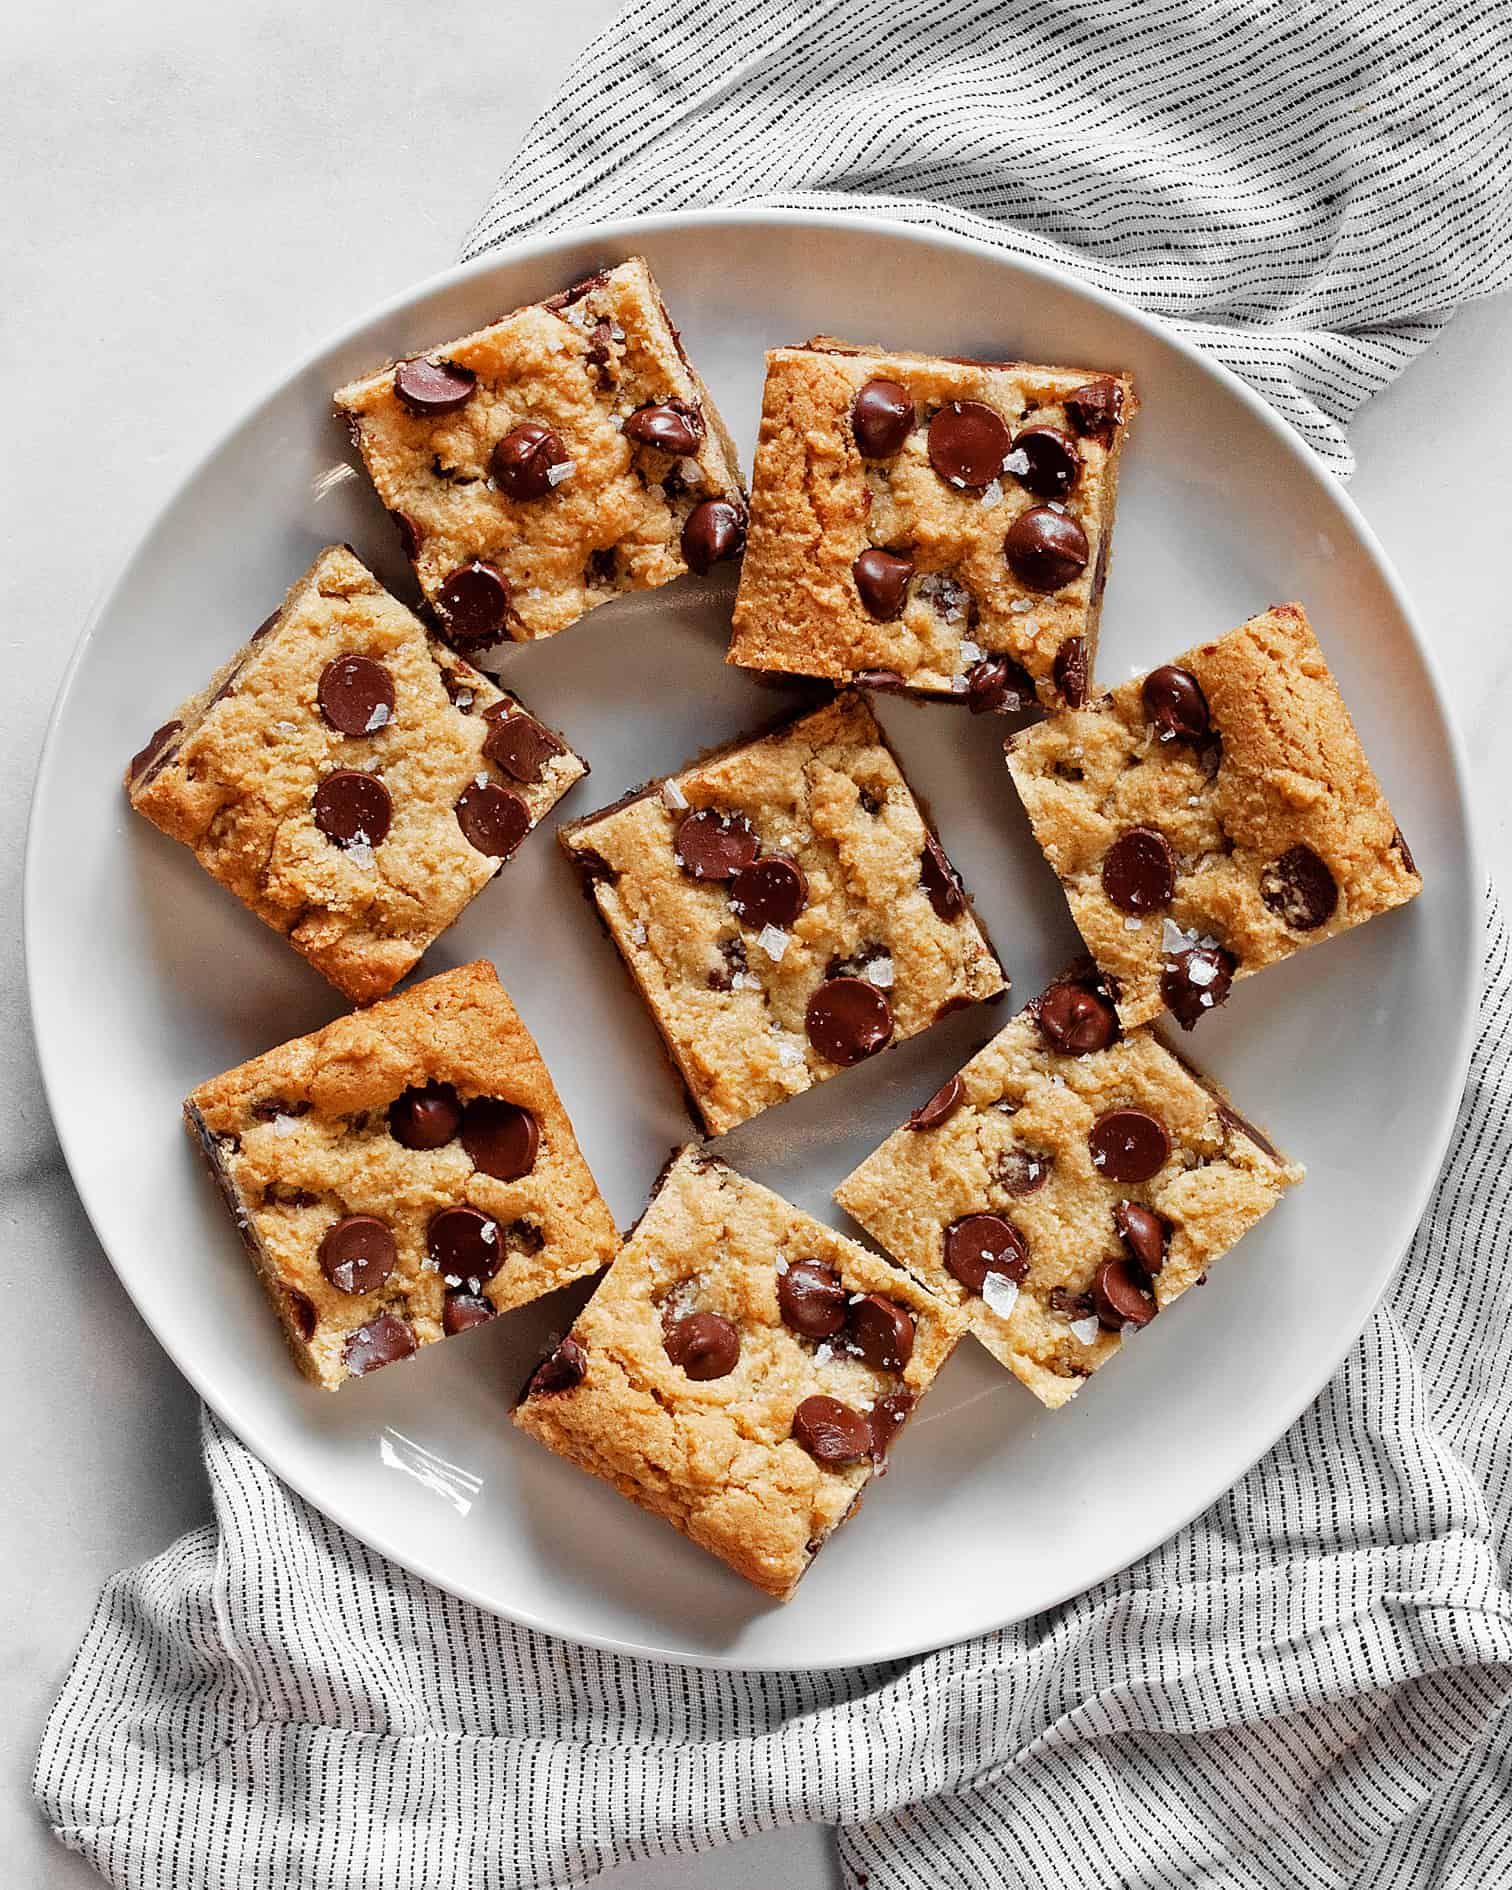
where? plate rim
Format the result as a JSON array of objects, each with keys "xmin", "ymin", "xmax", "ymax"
[{"xmin": 25, "ymin": 205, "xmax": 1483, "ymax": 1669}]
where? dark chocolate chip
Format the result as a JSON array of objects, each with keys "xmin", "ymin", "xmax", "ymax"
[
  {"xmin": 1089, "ymin": 1109, "xmax": 1171, "ymax": 1183},
  {"xmin": 1392, "ymin": 827, "xmax": 1418, "ymax": 877},
  {"xmin": 943, "ymin": 1214, "xmax": 1029, "ymax": 1294},
  {"xmin": 542, "ymin": 270, "xmax": 609, "ymax": 312},
  {"xmin": 1010, "ymin": 425, "xmax": 1082, "ymax": 499},
  {"xmin": 1102, "ymin": 827, "xmax": 1176, "ymax": 914},
  {"xmin": 1053, "ymin": 635, "xmax": 1089, "ymax": 708},
  {"xmin": 852, "ymin": 378, "xmax": 915, "ymax": 457},
  {"xmin": 967, "ymin": 655, "xmax": 1037, "ymax": 715},
  {"xmin": 1114, "ymin": 1200, "xmax": 1170, "ymax": 1274},
  {"xmin": 460, "ymin": 1098, "xmax": 539, "ymax": 1181},
  {"xmin": 1162, "ymin": 943, "xmax": 1236, "ymax": 1030},
  {"xmin": 392, "ymin": 509, "xmax": 422, "ymax": 560},
  {"xmin": 1065, "ymin": 378, "xmax": 1125, "ymax": 443},
  {"xmin": 393, "ymin": 356, "xmax": 477, "ymax": 415},
  {"xmin": 284, "ymin": 1288, "xmax": 318, "ymax": 1342},
  {"xmin": 344, "ymin": 1311, "xmax": 418, "ymax": 1376},
  {"xmin": 729, "ymin": 855, "xmax": 807, "ymax": 929},
  {"xmin": 427, "ymin": 1206, "xmax": 505, "ymax": 1284},
  {"xmin": 388, "ymin": 1083, "xmax": 463, "ymax": 1150},
  {"xmin": 853, "ymin": 668, "xmax": 907, "ymax": 694},
  {"xmin": 438, "ymin": 560, "xmax": 511, "ymax": 649},
  {"xmin": 483, "ymin": 711, "xmax": 568, "ymax": 784},
  {"xmin": 1003, "ymin": 507, "xmax": 1090, "ymax": 592},
  {"xmin": 853, "ymin": 547, "xmax": 914, "ymax": 620},
  {"xmin": 128, "ymin": 720, "xmax": 181, "ymax": 785},
  {"xmin": 999, "ymin": 1147, "xmax": 1050, "ymax": 1195},
  {"xmin": 920, "ymin": 833, "xmax": 966, "ymax": 921},
  {"xmin": 455, "ymin": 781, "xmax": 531, "ymax": 858},
  {"xmin": 491, "ymin": 422, "xmax": 571, "ymax": 500},
  {"xmin": 1035, "ymin": 976, "xmax": 1120, "ymax": 1056},
  {"xmin": 908, "ymin": 1073, "xmax": 964, "ymax": 1131},
  {"xmin": 623, "ymin": 401, "xmax": 701, "ymax": 455},
  {"xmin": 318, "ymin": 654, "xmax": 395, "ymax": 737},
  {"xmin": 674, "ymin": 808, "xmax": 760, "ymax": 882},
  {"xmin": 443, "ymin": 1291, "xmax": 496, "ymax": 1335},
  {"xmin": 681, "ymin": 498, "xmax": 746, "ymax": 574},
  {"xmin": 868, "ymin": 1389, "xmax": 915, "ymax": 1466},
  {"xmin": 1091, "ymin": 1256, "xmax": 1157, "ymax": 1330},
  {"xmin": 845, "ymin": 1295, "xmax": 914, "ymax": 1371},
  {"xmin": 251, "ymin": 610, "xmax": 281, "ymax": 642},
  {"xmin": 313, "ymin": 769, "xmax": 392, "ymax": 848},
  {"xmin": 928, "ymin": 400, "xmax": 1011, "ymax": 490},
  {"xmin": 707, "ymin": 934, "xmax": 749, "ymax": 991},
  {"xmin": 778, "ymin": 1259, "xmax": 848, "ymax": 1339},
  {"xmin": 791, "ymin": 1394, "xmax": 872, "ymax": 1467},
  {"xmin": 1142, "ymin": 666, "xmax": 1210, "ymax": 743},
  {"xmin": 663, "ymin": 1310, "xmax": 741, "ymax": 1380},
  {"xmin": 805, "ymin": 977, "xmax": 894, "ymax": 1065},
  {"xmin": 526, "ymin": 1335, "xmax": 587, "ymax": 1395},
  {"xmin": 1261, "ymin": 845, "xmax": 1338, "ymax": 931},
  {"xmin": 317, "ymin": 1215, "xmax": 397, "ymax": 1295}
]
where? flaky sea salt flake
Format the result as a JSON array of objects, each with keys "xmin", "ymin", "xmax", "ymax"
[
  {"xmin": 981, "ymin": 1273, "xmax": 1020, "ymax": 1319},
  {"xmin": 1070, "ymin": 1315, "xmax": 1101, "ymax": 1346},
  {"xmin": 661, "ymin": 778, "xmax": 689, "ymax": 811},
  {"xmin": 757, "ymin": 925, "xmax": 790, "ymax": 963}
]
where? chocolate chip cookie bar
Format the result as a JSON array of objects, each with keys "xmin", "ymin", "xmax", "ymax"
[
  {"xmin": 558, "ymin": 692, "xmax": 1006, "ymax": 1135},
  {"xmin": 335, "ymin": 257, "xmax": 747, "ymax": 653},
  {"xmin": 126, "ymin": 545, "xmax": 586, "ymax": 1005},
  {"xmin": 1004, "ymin": 603, "xmax": 1421, "ymax": 1030},
  {"xmin": 185, "ymin": 960, "xmax": 618, "ymax": 1390},
  {"xmin": 514, "ymin": 1145, "xmax": 966, "ymax": 1597},
  {"xmin": 834, "ymin": 964, "xmax": 1303, "ymax": 1410},
  {"xmin": 727, "ymin": 340, "xmax": 1135, "ymax": 709}
]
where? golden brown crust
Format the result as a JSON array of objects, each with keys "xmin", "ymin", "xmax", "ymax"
[{"xmin": 514, "ymin": 1146, "xmax": 966, "ymax": 1597}]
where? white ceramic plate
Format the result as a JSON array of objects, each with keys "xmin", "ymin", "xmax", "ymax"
[{"xmin": 28, "ymin": 211, "xmax": 1477, "ymax": 1668}]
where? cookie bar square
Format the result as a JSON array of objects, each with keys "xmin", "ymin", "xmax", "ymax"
[
  {"xmin": 1003, "ymin": 603, "xmax": 1422, "ymax": 1031},
  {"xmin": 185, "ymin": 961, "xmax": 619, "ymax": 1391},
  {"xmin": 728, "ymin": 339, "xmax": 1134, "ymax": 709},
  {"xmin": 558, "ymin": 692, "xmax": 1006, "ymax": 1136},
  {"xmin": 126, "ymin": 545, "xmax": 586, "ymax": 1005},
  {"xmin": 334, "ymin": 256, "xmax": 747, "ymax": 652},
  {"xmin": 834, "ymin": 964, "xmax": 1303, "ymax": 1411},
  {"xmin": 514, "ymin": 1145, "xmax": 967, "ymax": 1598}
]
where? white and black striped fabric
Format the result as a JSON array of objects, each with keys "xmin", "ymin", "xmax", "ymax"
[
  {"xmin": 38, "ymin": 7, "xmax": 1512, "ymax": 1886},
  {"xmin": 462, "ymin": 0, "xmax": 1512, "ymax": 474}
]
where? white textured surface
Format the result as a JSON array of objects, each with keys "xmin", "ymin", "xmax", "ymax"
[{"xmin": 2, "ymin": 2, "xmax": 1507, "ymax": 1885}]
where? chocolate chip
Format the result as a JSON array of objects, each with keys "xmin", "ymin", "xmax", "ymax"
[
  {"xmin": 1036, "ymin": 976, "xmax": 1119, "ymax": 1055},
  {"xmin": 1161, "ymin": 943, "xmax": 1236, "ymax": 1030},
  {"xmin": 966, "ymin": 656, "xmax": 1037, "ymax": 715},
  {"xmin": 317, "ymin": 1215, "xmax": 397, "ymax": 1295},
  {"xmin": 624, "ymin": 401, "xmax": 701, "ymax": 455},
  {"xmin": 1261, "ymin": 845, "xmax": 1338, "ymax": 931},
  {"xmin": 1091, "ymin": 1256, "xmax": 1156, "ymax": 1330},
  {"xmin": 1003, "ymin": 507, "xmax": 1090, "ymax": 591},
  {"xmin": 791, "ymin": 1395, "xmax": 872, "ymax": 1466},
  {"xmin": 427, "ymin": 1206, "xmax": 505, "ymax": 1284},
  {"xmin": 845, "ymin": 1295, "xmax": 914, "ymax": 1370},
  {"xmin": 317, "ymin": 655, "xmax": 395, "ymax": 737},
  {"xmin": 1142, "ymin": 666, "xmax": 1210, "ymax": 743},
  {"xmin": 852, "ymin": 378, "xmax": 915, "ymax": 457},
  {"xmin": 730, "ymin": 855, "xmax": 807, "ymax": 928},
  {"xmin": 664, "ymin": 1310, "xmax": 741, "ymax": 1380},
  {"xmin": 1053, "ymin": 636, "xmax": 1089, "ymax": 708},
  {"xmin": 1392, "ymin": 827, "xmax": 1418, "ymax": 877},
  {"xmin": 868, "ymin": 1389, "xmax": 915, "ymax": 1465},
  {"xmin": 681, "ymin": 498, "xmax": 746, "ymax": 574},
  {"xmin": 1114, "ymin": 1200, "xmax": 1169, "ymax": 1274},
  {"xmin": 707, "ymin": 934, "xmax": 749, "ymax": 991},
  {"xmin": 456, "ymin": 781, "xmax": 531, "ymax": 858},
  {"xmin": 1089, "ymin": 1109, "xmax": 1170, "ymax": 1183},
  {"xmin": 1010, "ymin": 425, "xmax": 1082, "ymax": 499},
  {"xmin": 853, "ymin": 668, "xmax": 906, "ymax": 694},
  {"xmin": 1065, "ymin": 378, "xmax": 1124, "ymax": 444},
  {"xmin": 443, "ymin": 1291, "xmax": 496, "ymax": 1335},
  {"xmin": 1102, "ymin": 827, "xmax": 1176, "ymax": 914},
  {"xmin": 853, "ymin": 547, "xmax": 914, "ymax": 620},
  {"xmin": 920, "ymin": 833, "xmax": 966, "ymax": 921},
  {"xmin": 944, "ymin": 1214, "xmax": 1029, "ymax": 1294},
  {"xmin": 908, "ymin": 1073, "xmax": 964, "ymax": 1131},
  {"xmin": 778, "ymin": 1259, "xmax": 848, "ymax": 1338},
  {"xmin": 805, "ymin": 977, "xmax": 893, "ymax": 1065},
  {"xmin": 388, "ymin": 1082, "xmax": 462, "ymax": 1150},
  {"xmin": 999, "ymin": 1147, "xmax": 1050, "ymax": 1195},
  {"xmin": 251, "ymin": 610, "xmax": 281, "ymax": 642},
  {"xmin": 284, "ymin": 1288, "xmax": 318, "ymax": 1342},
  {"xmin": 313, "ymin": 770, "xmax": 391, "ymax": 848},
  {"xmin": 438, "ymin": 560, "xmax": 511, "ymax": 649},
  {"xmin": 393, "ymin": 356, "xmax": 477, "ymax": 415},
  {"xmin": 460, "ymin": 1098, "xmax": 539, "ymax": 1181},
  {"xmin": 542, "ymin": 270, "xmax": 608, "ymax": 312},
  {"xmin": 928, "ymin": 400, "xmax": 1011, "ymax": 490},
  {"xmin": 674, "ymin": 808, "xmax": 760, "ymax": 882},
  {"xmin": 392, "ymin": 509, "xmax": 422, "ymax": 560},
  {"xmin": 483, "ymin": 711, "xmax": 568, "ymax": 784},
  {"xmin": 526, "ymin": 1336, "xmax": 587, "ymax": 1395},
  {"xmin": 344, "ymin": 1312, "xmax": 418, "ymax": 1377},
  {"xmin": 128, "ymin": 719, "xmax": 181, "ymax": 785},
  {"xmin": 491, "ymin": 422, "xmax": 571, "ymax": 500}
]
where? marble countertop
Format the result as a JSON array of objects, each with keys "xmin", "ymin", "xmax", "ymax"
[{"xmin": 6, "ymin": 3, "xmax": 1509, "ymax": 1884}]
